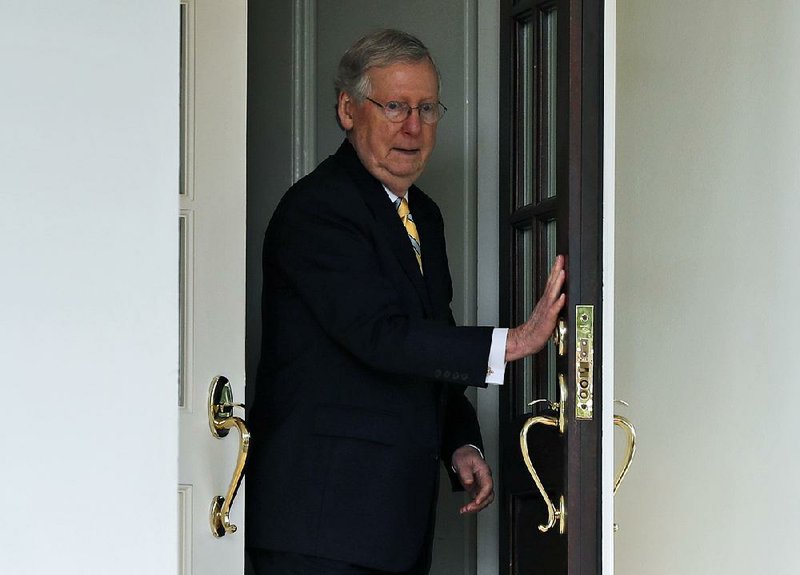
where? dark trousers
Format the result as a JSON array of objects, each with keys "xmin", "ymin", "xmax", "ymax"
[{"xmin": 246, "ymin": 548, "xmax": 431, "ymax": 575}]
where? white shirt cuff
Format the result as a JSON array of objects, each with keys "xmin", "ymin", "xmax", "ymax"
[{"xmin": 486, "ymin": 328, "xmax": 508, "ymax": 385}]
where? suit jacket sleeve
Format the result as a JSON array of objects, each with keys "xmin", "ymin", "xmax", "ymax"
[{"xmin": 268, "ymin": 167, "xmax": 493, "ymax": 386}]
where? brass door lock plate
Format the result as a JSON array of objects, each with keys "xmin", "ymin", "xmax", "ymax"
[{"xmin": 575, "ymin": 305, "xmax": 594, "ymax": 420}]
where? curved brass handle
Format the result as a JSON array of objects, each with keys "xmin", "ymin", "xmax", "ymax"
[
  {"xmin": 613, "ymin": 414, "xmax": 636, "ymax": 495},
  {"xmin": 208, "ymin": 375, "xmax": 250, "ymax": 538},
  {"xmin": 519, "ymin": 374, "xmax": 568, "ymax": 534},
  {"xmin": 520, "ymin": 415, "xmax": 566, "ymax": 534},
  {"xmin": 612, "ymin": 401, "xmax": 637, "ymax": 533}
]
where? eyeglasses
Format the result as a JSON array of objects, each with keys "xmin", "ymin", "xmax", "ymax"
[{"xmin": 365, "ymin": 97, "xmax": 447, "ymax": 124}]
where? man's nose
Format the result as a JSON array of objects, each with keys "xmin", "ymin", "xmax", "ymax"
[{"xmin": 401, "ymin": 109, "xmax": 423, "ymax": 134}]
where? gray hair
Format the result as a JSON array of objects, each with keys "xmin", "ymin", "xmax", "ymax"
[{"xmin": 334, "ymin": 29, "xmax": 440, "ymax": 102}]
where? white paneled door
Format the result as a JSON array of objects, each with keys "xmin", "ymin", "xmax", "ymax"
[
  {"xmin": 3, "ymin": 2, "xmax": 181, "ymax": 573},
  {"xmin": 177, "ymin": 1, "xmax": 247, "ymax": 574}
]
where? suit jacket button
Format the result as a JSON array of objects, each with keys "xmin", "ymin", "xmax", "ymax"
[
  {"xmin": 461, "ymin": 373, "xmax": 469, "ymax": 381},
  {"xmin": 451, "ymin": 371, "xmax": 460, "ymax": 380},
  {"xmin": 434, "ymin": 369, "xmax": 442, "ymax": 378},
  {"xmin": 443, "ymin": 370, "xmax": 451, "ymax": 379}
]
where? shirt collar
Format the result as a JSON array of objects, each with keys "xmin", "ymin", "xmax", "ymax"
[{"xmin": 382, "ymin": 184, "xmax": 408, "ymax": 205}]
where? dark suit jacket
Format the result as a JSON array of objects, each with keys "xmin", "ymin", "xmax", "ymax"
[{"xmin": 245, "ymin": 139, "xmax": 493, "ymax": 571}]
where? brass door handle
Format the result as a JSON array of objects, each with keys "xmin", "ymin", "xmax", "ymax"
[
  {"xmin": 520, "ymin": 415, "xmax": 566, "ymax": 534},
  {"xmin": 613, "ymin": 401, "xmax": 636, "ymax": 495},
  {"xmin": 519, "ymin": 375, "xmax": 567, "ymax": 534},
  {"xmin": 553, "ymin": 318, "xmax": 567, "ymax": 357},
  {"xmin": 613, "ymin": 400, "xmax": 637, "ymax": 533},
  {"xmin": 208, "ymin": 375, "xmax": 250, "ymax": 538}
]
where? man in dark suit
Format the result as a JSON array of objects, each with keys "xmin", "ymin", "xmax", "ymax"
[{"xmin": 245, "ymin": 29, "xmax": 565, "ymax": 575}]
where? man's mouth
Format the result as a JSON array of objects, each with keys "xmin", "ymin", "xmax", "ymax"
[{"xmin": 392, "ymin": 147, "xmax": 420, "ymax": 155}]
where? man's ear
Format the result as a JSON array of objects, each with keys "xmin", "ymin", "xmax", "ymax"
[{"xmin": 337, "ymin": 92, "xmax": 355, "ymax": 131}]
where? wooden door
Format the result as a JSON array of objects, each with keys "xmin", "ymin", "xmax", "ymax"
[
  {"xmin": 177, "ymin": 1, "xmax": 248, "ymax": 574},
  {"xmin": 498, "ymin": 0, "xmax": 604, "ymax": 573}
]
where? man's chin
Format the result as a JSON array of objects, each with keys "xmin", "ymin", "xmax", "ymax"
[{"xmin": 385, "ymin": 161, "xmax": 425, "ymax": 180}]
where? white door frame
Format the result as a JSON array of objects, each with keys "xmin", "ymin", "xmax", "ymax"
[{"xmin": 602, "ymin": 1, "xmax": 617, "ymax": 573}]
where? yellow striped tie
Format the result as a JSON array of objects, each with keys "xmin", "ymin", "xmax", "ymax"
[{"xmin": 396, "ymin": 197, "xmax": 422, "ymax": 273}]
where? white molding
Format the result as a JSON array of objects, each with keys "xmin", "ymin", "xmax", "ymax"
[
  {"xmin": 178, "ymin": 209, "xmax": 195, "ymax": 414},
  {"xmin": 178, "ymin": 484, "xmax": 193, "ymax": 575},
  {"xmin": 475, "ymin": 0, "xmax": 502, "ymax": 574},
  {"xmin": 292, "ymin": 0, "xmax": 317, "ymax": 183},
  {"xmin": 602, "ymin": 0, "xmax": 617, "ymax": 573},
  {"xmin": 178, "ymin": 0, "xmax": 196, "ymax": 413},
  {"xmin": 462, "ymin": 0, "xmax": 479, "ymax": 330},
  {"xmin": 460, "ymin": 5, "xmax": 480, "ymax": 572},
  {"xmin": 180, "ymin": 0, "xmax": 196, "ymax": 201},
  {"xmin": 178, "ymin": 0, "xmax": 196, "ymax": 414}
]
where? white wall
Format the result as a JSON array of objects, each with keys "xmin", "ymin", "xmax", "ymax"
[
  {"xmin": 0, "ymin": 3, "xmax": 178, "ymax": 573},
  {"xmin": 615, "ymin": 1, "xmax": 800, "ymax": 573}
]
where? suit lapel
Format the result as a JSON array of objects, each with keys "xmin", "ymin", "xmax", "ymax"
[
  {"xmin": 335, "ymin": 141, "xmax": 434, "ymax": 316},
  {"xmin": 408, "ymin": 188, "xmax": 449, "ymax": 320}
]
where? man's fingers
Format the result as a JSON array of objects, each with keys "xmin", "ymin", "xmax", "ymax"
[
  {"xmin": 544, "ymin": 263, "xmax": 566, "ymax": 303},
  {"xmin": 459, "ymin": 489, "xmax": 494, "ymax": 514},
  {"xmin": 533, "ymin": 258, "xmax": 565, "ymax": 320},
  {"xmin": 504, "ymin": 255, "xmax": 566, "ymax": 361},
  {"xmin": 459, "ymin": 468, "xmax": 495, "ymax": 514},
  {"xmin": 550, "ymin": 292, "xmax": 566, "ymax": 316},
  {"xmin": 472, "ymin": 475, "xmax": 493, "ymax": 505}
]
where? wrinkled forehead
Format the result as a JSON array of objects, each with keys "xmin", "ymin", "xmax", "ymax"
[{"xmin": 365, "ymin": 59, "xmax": 440, "ymax": 96}]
